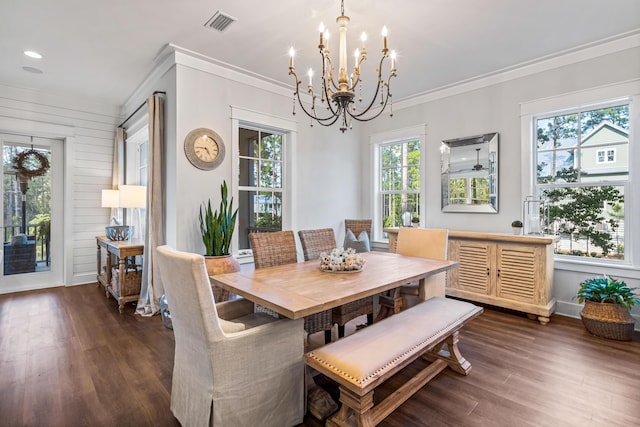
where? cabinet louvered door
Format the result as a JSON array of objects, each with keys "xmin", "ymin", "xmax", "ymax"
[
  {"xmin": 448, "ymin": 239, "xmax": 492, "ymax": 295},
  {"xmin": 496, "ymin": 244, "xmax": 540, "ymax": 304}
]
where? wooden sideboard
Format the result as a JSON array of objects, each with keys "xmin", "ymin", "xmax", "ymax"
[
  {"xmin": 96, "ymin": 236, "xmax": 144, "ymax": 313},
  {"xmin": 384, "ymin": 228, "xmax": 557, "ymax": 324}
]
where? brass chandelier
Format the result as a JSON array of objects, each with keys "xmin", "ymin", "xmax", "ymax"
[{"xmin": 288, "ymin": 0, "xmax": 397, "ymax": 132}]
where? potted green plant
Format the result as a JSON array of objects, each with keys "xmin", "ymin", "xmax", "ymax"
[
  {"xmin": 199, "ymin": 180, "xmax": 239, "ymax": 301},
  {"xmin": 29, "ymin": 213, "xmax": 51, "ymax": 265},
  {"xmin": 577, "ymin": 275, "xmax": 638, "ymax": 341},
  {"xmin": 511, "ymin": 220, "xmax": 523, "ymax": 235}
]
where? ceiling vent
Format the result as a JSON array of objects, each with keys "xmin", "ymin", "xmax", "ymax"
[{"xmin": 204, "ymin": 11, "xmax": 237, "ymax": 32}]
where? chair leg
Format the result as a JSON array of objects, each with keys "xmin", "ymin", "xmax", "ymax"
[
  {"xmin": 324, "ymin": 329, "xmax": 333, "ymax": 344},
  {"xmin": 366, "ymin": 313, "xmax": 373, "ymax": 325},
  {"xmin": 338, "ymin": 325, "xmax": 346, "ymax": 338}
]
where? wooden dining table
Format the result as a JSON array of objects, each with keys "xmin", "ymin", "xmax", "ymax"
[
  {"xmin": 211, "ymin": 250, "xmax": 459, "ymax": 421},
  {"xmin": 210, "ymin": 251, "xmax": 458, "ymax": 320}
]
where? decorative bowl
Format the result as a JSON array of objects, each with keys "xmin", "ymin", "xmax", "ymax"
[
  {"xmin": 319, "ymin": 247, "xmax": 366, "ymax": 272},
  {"xmin": 105, "ymin": 225, "xmax": 133, "ymax": 241}
]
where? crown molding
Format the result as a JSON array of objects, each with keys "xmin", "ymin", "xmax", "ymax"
[
  {"xmin": 122, "ymin": 31, "xmax": 640, "ymax": 119},
  {"xmin": 395, "ymin": 30, "xmax": 640, "ymax": 111},
  {"xmin": 120, "ymin": 46, "xmax": 177, "ymax": 117}
]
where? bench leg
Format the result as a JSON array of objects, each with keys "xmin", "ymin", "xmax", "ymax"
[
  {"xmin": 327, "ymin": 387, "xmax": 374, "ymax": 427},
  {"xmin": 423, "ymin": 331, "xmax": 472, "ymax": 375}
]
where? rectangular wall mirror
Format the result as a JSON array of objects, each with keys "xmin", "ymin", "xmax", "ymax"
[{"xmin": 441, "ymin": 132, "xmax": 498, "ymax": 213}]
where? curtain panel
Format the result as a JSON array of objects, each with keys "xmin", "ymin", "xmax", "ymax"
[{"xmin": 136, "ymin": 94, "xmax": 165, "ymax": 316}]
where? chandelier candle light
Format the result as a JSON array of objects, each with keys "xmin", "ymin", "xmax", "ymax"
[{"xmin": 288, "ymin": 0, "xmax": 397, "ymax": 132}]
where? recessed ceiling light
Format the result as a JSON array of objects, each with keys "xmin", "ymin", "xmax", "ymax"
[
  {"xmin": 22, "ymin": 66, "xmax": 43, "ymax": 74},
  {"xmin": 24, "ymin": 50, "xmax": 43, "ymax": 59}
]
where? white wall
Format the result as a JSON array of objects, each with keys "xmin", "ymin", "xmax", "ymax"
[
  {"xmin": 0, "ymin": 84, "xmax": 121, "ymax": 286},
  {"xmin": 359, "ymin": 43, "xmax": 640, "ymax": 325}
]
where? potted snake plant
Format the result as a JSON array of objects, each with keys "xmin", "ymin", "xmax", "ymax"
[{"xmin": 199, "ymin": 180, "xmax": 239, "ymax": 301}]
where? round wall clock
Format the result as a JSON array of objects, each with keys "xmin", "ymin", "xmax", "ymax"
[{"xmin": 184, "ymin": 128, "xmax": 225, "ymax": 170}]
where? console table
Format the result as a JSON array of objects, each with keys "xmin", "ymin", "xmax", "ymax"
[
  {"xmin": 384, "ymin": 228, "xmax": 557, "ymax": 324},
  {"xmin": 96, "ymin": 236, "xmax": 144, "ymax": 313}
]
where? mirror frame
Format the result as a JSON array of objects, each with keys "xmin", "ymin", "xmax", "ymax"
[{"xmin": 441, "ymin": 132, "xmax": 499, "ymax": 213}]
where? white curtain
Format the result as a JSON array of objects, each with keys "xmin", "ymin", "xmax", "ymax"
[{"xmin": 136, "ymin": 94, "xmax": 165, "ymax": 316}]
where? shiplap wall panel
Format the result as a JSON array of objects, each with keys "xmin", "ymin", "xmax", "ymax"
[{"xmin": 0, "ymin": 85, "xmax": 121, "ymax": 286}]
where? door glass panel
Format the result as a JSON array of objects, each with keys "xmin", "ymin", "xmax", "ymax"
[{"xmin": 3, "ymin": 144, "xmax": 51, "ymax": 275}]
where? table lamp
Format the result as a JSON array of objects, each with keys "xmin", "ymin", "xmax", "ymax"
[
  {"xmin": 101, "ymin": 186, "xmax": 146, "ymax": 240},
  {"xmin": 119, "ymin": 185, "xmax": 147, "ymax": 240}
]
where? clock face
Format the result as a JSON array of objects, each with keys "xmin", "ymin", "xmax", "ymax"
[
  {"xmin": 184, "ymin": 128, "xmax": 225, "ymax": 170},
  {"xmin": 194, "ymin": 135, "xmax": 219, "ymax": 162}
]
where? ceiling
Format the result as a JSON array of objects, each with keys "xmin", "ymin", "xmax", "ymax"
[{"xmin": 2, "ymin": 0, "xmax": 639, "ymax": 109}]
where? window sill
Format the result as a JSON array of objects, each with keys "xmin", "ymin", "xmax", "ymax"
[
  {"xmin": 554, "ymin": 257, "xmax": 640, "ymax": 280},
  {"xmin": 235, "ymin": 250, "xmax": 254, "ymax": 265}
]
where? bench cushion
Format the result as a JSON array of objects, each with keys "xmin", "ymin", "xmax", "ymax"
[{"xmin": 306, "ymin": 297, "xmax": 481, "ymax": 392}]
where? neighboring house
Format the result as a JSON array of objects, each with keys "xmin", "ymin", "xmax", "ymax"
[{"xmin": 579, "ymin": 122, "xmax": 629, "ymax": 182}]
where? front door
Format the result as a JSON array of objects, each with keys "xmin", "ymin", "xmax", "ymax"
[{"xmin": 0, "ymin": 132, "xmax": 63, "ymax": 293}]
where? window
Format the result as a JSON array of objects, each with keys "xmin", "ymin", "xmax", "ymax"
[
  {"xmin": 596, "ymin": 148, "xmax": 616, "ymax": 164},
  {"xmin": 237, "ymin": 126, "xmax": 284, "ymax": 250},
  {"xmin": 534, "ymin": 102, "xmax": 629, "ymax": 261},
  {"xmin": 138, "ymin": 139, "xmax": 148, "ymax": 186},
  {"xmin": 378, "ymin": 138, "xmax": 421, "ymax": 229},
  {"xmin": 124, "ymin": 124, "xmax": 148, "ymax": 240}
]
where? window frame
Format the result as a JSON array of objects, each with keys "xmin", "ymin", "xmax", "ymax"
[
  {"xmin": 520, "ymin": 81, "xmax": 640, "ymax": 275},
  {"xmin": 123, "ymin": 119, "xmax": 148, "ymax": 240},
  {"xmin": 231, "ymin": 106, "xmax": 296, "ymax": 262},
  {"xmin": 370, "ymin": 125, "xmax": 426, "ymax": 244},
  {"xmin": 237, "ymin": 125, "xmax": 284, "ymax": 247},
  {"xmin": 533, "ymin": 101, "xmax": 629, "ymax": 263}
]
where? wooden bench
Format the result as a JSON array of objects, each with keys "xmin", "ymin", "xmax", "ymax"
[{"xmin": 305, "ymin": 297, "xmax": 483, "ymax": 427}]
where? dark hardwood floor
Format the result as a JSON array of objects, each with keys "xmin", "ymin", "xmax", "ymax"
[{"xmin": 1, "ymin": 284, "xmax": 639, "ymax": 427}]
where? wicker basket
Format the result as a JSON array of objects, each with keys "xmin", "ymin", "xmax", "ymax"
[
  {"xmin": 111, "ymin": 265, "xmax": 143, "ymax": 297},
  {"xmin": 581, "ymin": 300, "xmax": 635, "ymax": 341}
]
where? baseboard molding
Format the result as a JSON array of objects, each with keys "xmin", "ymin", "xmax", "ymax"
[
  {"xmin": 0, "ymin": 281, "xmax": 61, "ymax": 295},
  {"xmin": 555, "ymin": 300, "xmax": 639, "ymax": 331},
  {"xmin": 71, "ymin": 272, "xmax": 97, "ymax": 286}
]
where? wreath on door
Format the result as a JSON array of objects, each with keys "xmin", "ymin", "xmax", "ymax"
[{"xmin": 13, "ymin": 149, "xmax": 50, "ymax": 178}]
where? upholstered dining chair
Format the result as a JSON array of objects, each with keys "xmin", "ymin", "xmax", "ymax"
[
  {"xmin": 155, "ymin": 245, "xmax": 304, "ymax": 427},
  {"xmin": 381, "ymin": 228, "xmax": 449, "ymax": 311},
  {"xmin": 249, "ymin": 230, "xmax": 334, "ymax": 344},
  {"xmin": 330, "ymin": 219, "xmax": 375, "ymax": 338}
]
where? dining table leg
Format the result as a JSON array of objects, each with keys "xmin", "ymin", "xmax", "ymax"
[{"xmin": 374, "ymin": 287, "xmax": 404, "ymax": 322}]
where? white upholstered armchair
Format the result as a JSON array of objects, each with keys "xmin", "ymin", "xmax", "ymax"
[{"xmin": 155, "ymin": 245, "xmax": 305, "ymax": 427}]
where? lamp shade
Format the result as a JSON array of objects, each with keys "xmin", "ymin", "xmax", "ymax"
[
  {"xmin": 119, "ymin": 185, "xmax": 147, "ymax": 208},
  {"xmin": 101, "ymin": 189, "xmax": 120, "ymax": 208}
]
